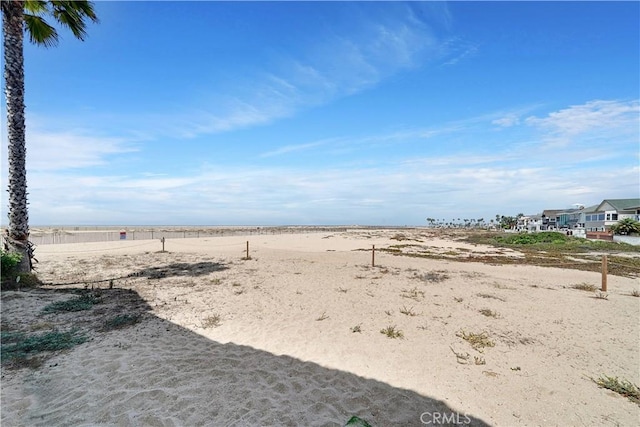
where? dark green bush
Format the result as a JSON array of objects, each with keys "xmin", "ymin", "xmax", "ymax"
[
  {"xmin": 42, "ymin": 293, "xmax": 101, "ymax": 314},
  {"xmin": 1, "ymin": 330, "xmax": 87, "ymax": 365},
  {"xmin": 496, "ymin": 232, "xmax": 569, "ymax": 245},
  {"xmin": 1, "ymin": 250, "xmax": 22, "ymax": 280}
]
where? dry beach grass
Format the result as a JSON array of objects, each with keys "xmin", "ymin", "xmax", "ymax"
[{"xmin": 1, "ymin": 229, "xmax": 639, "ymax": 426}]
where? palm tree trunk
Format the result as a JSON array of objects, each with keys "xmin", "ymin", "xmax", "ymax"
[{"xmin": 3, "ymin": 1, "xmax": 32, "ymax": 273}]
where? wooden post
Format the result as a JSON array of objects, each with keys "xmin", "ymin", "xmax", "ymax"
[
  {"xmin": 601, "ymin": 255, "xmax": 608, "ymax": 292},
  {"xmin": 246, "ymin": 241, "xmax": 250, "ymax": 259},
  {"xmin": 372, "ymin": 245, "xmax": 375, "ymax": 267},
  {"xmin": 161, "ymin": 237, "xmax": 165, "ymax": 252}
]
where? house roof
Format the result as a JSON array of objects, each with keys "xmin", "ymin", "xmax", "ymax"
[
  {"xmin": 541, "ymin": 208, "xmax": 583, "ymax": 217},
  {"xmin": 581, "ymin": 204, "xmax": 599, "ymax": 213},
  {"xmin": 595, "ymin": 198, "xmax": 640, "ymax": 212},
  {"xmin": 541, "ymin": 209, "xmax": 564, "ymax": 217}
]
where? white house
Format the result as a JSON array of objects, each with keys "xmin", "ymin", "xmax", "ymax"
[{"xmin": 584, "ymin": 199, "xmax": 640, "ymax": 232}]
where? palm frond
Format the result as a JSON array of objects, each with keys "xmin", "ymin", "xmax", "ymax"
[
  {"xmin": 24, "ymin": 0, "xmax": 49, "ymax": 15},
  {"xmin": 24, "ymin": 14, "xmax": 58, "ymax": 47},
  {"xmin": 21, "ymin": 1, "xmax": 99, "ymax": 44},
  {"xmin": 49, "ymin": 0, "xmax": 99, "ymax": 41}
]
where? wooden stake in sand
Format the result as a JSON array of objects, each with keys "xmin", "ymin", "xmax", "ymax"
[
  {"xmin": 246, "ymin": 241, "xmax": 250, "ymax": 259},
  {"xmin": 372, "ymin": 245, "xmax": 375, "ymax": 267},
  {"xmin": 601, "ymin": 254, "xmax": 608, "ymax": 292},
  {"xmin": 161, "ymin": 237, "xmax": 165, "ymax": 252}
]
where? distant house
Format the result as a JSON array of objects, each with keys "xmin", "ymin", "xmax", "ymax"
[
  {"xmin": 523, "ymin": 214, "xmax": 543, "ymax": 232},
  {"xmin": 536, "ymin": 207, "xmax": 586, "ymax": 231},
  {"xmin": 516, "ymin": 215, "xmax": 534, "ymax": 232},
  {"xmin": 575, "ymin": 205, "xmax": 599, "ymax": 229},
  {"xmin": 584, "ymin": 199, "xmax": 640, "ymax": 232},
  {"xmin": 540, "ymin": 209, "xmax": 565, "ymax": 230},
  {"xmin": 556, "ymin": 208, "xmax": 584, "ymax": 229}
]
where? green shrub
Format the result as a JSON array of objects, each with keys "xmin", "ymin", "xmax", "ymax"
[
  {"xmin": 380, "ymin": 325, "xmax": 404, "ymax": 339},
  {"xmin": 1, "ymin": 250, "xmax": 22, "ymax": 280},
  {"xmin": 1, "ymin": 330, "xmax": 87, "ymax": 366},
  {"xmin": 497, "ymin": 232, "xmax": 569, "ymax": 245},
  {"xmin": 42, "ymin": 293, "xmax": 101, "ymax": 314},
  {"xmin": 593, "ymin": 375, "xmax": 640, "ymax": 405},
  {"xmin": 609, "ymin": 218, "xmax": 640, "ymax": 236}
]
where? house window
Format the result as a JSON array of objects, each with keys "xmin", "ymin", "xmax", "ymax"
[
  {"xmin": 586, "ymin": 215, "xmax": 591, "ymax": 221},
  {"xmin": 598, "ymin": 214, "xmax": 605, "ymax": 221},
  {"xmin": 612, "ymin": 213, "xmax": 618, "ymax": 220}
]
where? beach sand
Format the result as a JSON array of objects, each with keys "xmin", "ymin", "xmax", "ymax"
[{"xmin": 2, "ymin": 229, "xmax": 639, "ymax": 426}]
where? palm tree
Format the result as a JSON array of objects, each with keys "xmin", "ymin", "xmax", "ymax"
[
  {"xmin": 609, "ymin": 218, "xmax": 640, "ymax": 236},
  {"xmin": 2, "ymin": 0, "xmax": 98, "ymax": 272}
]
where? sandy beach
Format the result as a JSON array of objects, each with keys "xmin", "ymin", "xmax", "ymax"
[{"xmin": 2, "ymin": 229, "xmax": 639, "ymax": 426}]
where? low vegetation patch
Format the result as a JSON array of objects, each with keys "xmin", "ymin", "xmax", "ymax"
[
  {"xmin": 594, "ymin": 291, "xmax": 609, "ymax": 300},
  {"xmin": 592, "ymin": 375, "xmax": 640, "ymax": 405},
  {"xmin": 457, "ymin": 330, "xmax": 495, "ymax": 352},
  {"xmin": 572, "ymin": 283, "xmax": 597, "ymax": 292},
  {"xmin": 474, "ymin": 356, "xmax": 486, "ymax": 365},
  {"xmin": 457, "ymin": 231, "xmax": 640, "ymax": 278},
  {"xmin": 202, "ymin": 314, "xmax": 222, "ymax": 328},
  {"xmin": 417, "ymin": 270, "xmax": 450, "ymax": 283},
  {"xmin": 102, "ymin": 314, "xmax": 141, "ymax": 331},
  {"xmin": 42, "ymin": 293, "xmax": 101, "ymax": 314},
  {"xmin": 316, "ymin": 311, "xmax": 329, "ymax": 321},
  {"xmin": 380, "ymin": 325, "xmax": 404, "ymax": 339},
  {"xmin": 390, "ymin": 233, "xmax": 409, "ymax": 241},
  {"xmin": 449, "ymin": 347, "xmax": 487, "ymax": 365},
  {"xmin": 495, "ymin": 232, "xmax": 571, "ymax": 246},
  {"xmin": 479, "ymin": 308, "xmax": 499, "ymax": 318},
  {"xmin": 477, "ymin": 293, "xmax": 506, "ymax": 302},
  {"xmin": 401, "ymin": 287, "xmax": 425, "ymax": 301},
  {"xmin": 1, "ymin": 329, "xmax": 87, "ymax": 369},
  {"xmin": 399, "ymin": 305, "xmax": 418, "ymax": 316},
  {"xmin": 466, "ymin": 231, "xmax": 640, "ymax": 252}
]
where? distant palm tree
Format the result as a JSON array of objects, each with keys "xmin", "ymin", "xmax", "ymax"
[
  {"xmin": 609, "ymin": 218, "xmax": 640, "ymax": 235},
  {"xmin": 2, "ymin": 1, "xmax": 98, "ymax": 272}
]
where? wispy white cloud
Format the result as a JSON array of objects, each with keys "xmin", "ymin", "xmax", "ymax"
[
  {"xmin": 17, "ymin": 4, "xmax": 462, "ymax": 145},
  {"xmin": 145, "ymin": 6, "xmax": 447, "ymax": 140},
  {"xmin": 441, "ymin": 39, "xmax": 480, "ymax": 66},
  {"xmin": 259, "ymin": 138, "xmax": 339, "ymax": 158},
  {"xmin": 257, "ymin": 99, "xmax": 638, "ymax": 166},
  {"xmin": 492, "ymin": 114, "xmax": 520, "ymax": 128},
  {"xmin": 0, "ymin": 118, "xmax": 139, "ymax": 173},
  {"xmin": 524, "ymin": 99, "xmax": 640, "ymax": 147}
]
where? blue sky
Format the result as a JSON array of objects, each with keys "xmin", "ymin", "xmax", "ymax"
[{"xmin": 2, "ymin": 1, "xmax": 639, "ymax": 226}]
